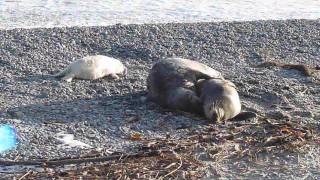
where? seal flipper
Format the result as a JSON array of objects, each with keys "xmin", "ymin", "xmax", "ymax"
[
  {"xmin": 230, "ymin": 111, "xmax": 257, "ymax": 121},
  {"xmin": 193, "ymin": 70, "xmax": 224, "ymax": 81},
  {"xmin": 52, "ymin": 65, "xmax": 75, "ymax": 82},
  {"xmin": 61, "ymin": 74, "xmax": 75, "ymax": 82},
  {"xmin": 166, "ymin": 87, "xmax": 203, "ymax": 115},
  {"xmin": 53, "ymin": 65, "xmax": 72, "ymax": 78},
  {"xmin": 109, "ymin": 73, "xmax": 120, "ymax": 79}
]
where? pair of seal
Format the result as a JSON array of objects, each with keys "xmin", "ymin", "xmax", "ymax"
[
  {"xmin": 147, "ymin": 57, "xmax": 224, "ymax": 115},
  {"xmin": 54, "ymin": 55, "xmax": 127, "ymax": 82},
  {"xmin": 147, "ymin": 57, "xmax": 242, "ymax": 122}
]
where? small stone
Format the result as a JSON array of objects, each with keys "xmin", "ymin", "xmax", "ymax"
[
  {"xmin": 8, "ymin": 111, "xmax": 24, "ymax": 119},
  {"xmin": 282, "ymin": 86, "xmax": 290, "ymax": 90},
  {"xmin": 87, "ymin": 133, "xmax": 96, "ymax": 139}
]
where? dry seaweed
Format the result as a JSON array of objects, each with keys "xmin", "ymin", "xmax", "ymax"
[
  {"xmin": 256, "ymin": 61, "xmax": 317, "ymax": 76},
  {"xmin": 2, "ymin": 116, "xmax": 318, "ymax": 179}
]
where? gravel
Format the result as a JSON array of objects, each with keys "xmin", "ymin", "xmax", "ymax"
[{"xmin": 0, "ymin": 19, "xmax": 319, "ymax": 179}]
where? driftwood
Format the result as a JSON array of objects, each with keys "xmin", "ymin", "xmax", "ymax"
[{"xmin": 0, "ymin": 151, "xmax": 162, "ymax": 167}]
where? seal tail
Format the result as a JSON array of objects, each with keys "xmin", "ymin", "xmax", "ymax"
[{"xmin": 52, "ymin": 66, "xmax": 72, "ymax": 78}]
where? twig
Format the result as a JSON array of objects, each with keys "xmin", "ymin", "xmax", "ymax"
[
  {"xmin": 0, "ymin": 151, "xmax": 160, "ymax": 167},
  {"xmin": 154, "ymin": 171, "xmax": 160, "ymax": 179},
  {"xmin": 14, "ymin": 155, "xmax": 20, "ymax": 161},
  {"xmin": 18, "ymin": 170, "xmax": 32, "ymax": 180},
  {"xmin": 300, "ymin": 88, "xmax": 308, "ymax": 95},
  {"xmin": 163, "ymin": 154, "xmax": 183, "ymax": 178}
]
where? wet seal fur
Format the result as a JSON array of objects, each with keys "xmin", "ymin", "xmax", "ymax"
[
  {"xmin": 54, "ymin": 55, "xmax": 127, "ymax": 82},
  {"xmin": 196, "ymin": 78, "xmax": 241, "ymax": 122},
  {"xmin": 147, "ymin": 57, "xmax": 224, "ymax": 115}
]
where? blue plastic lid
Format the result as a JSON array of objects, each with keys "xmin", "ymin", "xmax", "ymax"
[{"xmin": 0, "ymin": 124, "xmax": 18, "ymax": 153}]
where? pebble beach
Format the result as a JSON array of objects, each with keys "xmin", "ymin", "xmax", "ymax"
[{"xmin": 0, "ymin": 19, "xmax": 319, "ymax": 178}]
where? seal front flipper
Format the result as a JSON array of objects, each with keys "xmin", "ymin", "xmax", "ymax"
[
  {"xmin": 230, "ymin": 111, "xmax": 257, "ymax": 121},
  {"xmin": 166, "ymin": 87, "xmax": 203, "ymax": 115},
  {"xmin": 53, "ymin": 67, "xmax": 74, "ymax": 82},
  {"xmin": 109, "ymin": 73, "xmax": 120, "ymax": 79},
  {"xmin": 53, "ymin": 65, "xmax": 73, "ymax": 79},
  {"xmin": 194, "ymin": 70, "xmax": 224, "ymax": 81},
  {"xmin": 61, "ymin": 74, "xmax": 75, "ymax": 82}
]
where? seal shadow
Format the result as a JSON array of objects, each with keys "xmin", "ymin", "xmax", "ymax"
[
  {"xmin": 15, "ymin": 73, "xmax": 128, "ymax": 84},
  {"xmin": 4, "ymin": 91, "xmax": 209, "ymax": 134}
]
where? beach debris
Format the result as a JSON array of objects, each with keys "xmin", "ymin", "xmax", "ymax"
[
  {"xmin": 256, "ymin": 61, "xmax": 317, "ymax": 76},
  {"xmin": 55, "ymin": 133, "xmax": 92, "ymax": 149},
  {"xmin": 129, "ymin": 132, "xmax": 143, "ymax": 141},
  {"xmin": 0, "ymin": 124, "xmax": 18, "ymax": 153},
  {"xmin": 264, "ymin": 135, "xmax": 286, "ymax": 146},
  {"xmin": 0, "ymin": 116, "xmax": 316, "ymax": 179}
]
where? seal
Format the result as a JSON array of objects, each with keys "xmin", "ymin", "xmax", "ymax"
[
  {"xmin": 196, "ymin": 78, "xmax": 241, "ymax": 122},
  {"xmin": 147, "ymin": 57, "xmax": 224, "ymax": 114},
  {"xmin": 54, "ymin": 55, "xmax": 127, "ymax": 82}
]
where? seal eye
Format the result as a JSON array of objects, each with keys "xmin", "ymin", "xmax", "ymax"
[
  {"xmin": 184, "ymin": 81, "xmax": 194, "ymax": 88},
  {"xmin": 211, "ymin": 113, "xmax": 218, "ymax": 122}
]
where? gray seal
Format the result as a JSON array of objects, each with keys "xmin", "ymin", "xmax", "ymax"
[
  {"xmin": 196, "ymin": 78, "xmax": 241, "ymax": 122},
  {"xmin": 147, "ymin": 57, "xmax": 223, "ymax": 115}
]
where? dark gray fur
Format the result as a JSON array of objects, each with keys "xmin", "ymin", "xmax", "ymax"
[{"xmin": 147, "ymin": 58, "xmax": 223, "ymax": 115}]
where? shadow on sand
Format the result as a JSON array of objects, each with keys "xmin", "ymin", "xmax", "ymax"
[{"xmin": 4, "ymin": 91, "xmax": 209, "ymax": 133}]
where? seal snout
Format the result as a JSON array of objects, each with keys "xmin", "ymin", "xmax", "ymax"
[{"xmin": 198, "ymin": 78, "xmax": 241, "ymax": 122}]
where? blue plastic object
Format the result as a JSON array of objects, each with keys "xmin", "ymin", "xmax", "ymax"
[{"xmin": 0, "ymin": 124, "xmax": 18, "ymax": 153}]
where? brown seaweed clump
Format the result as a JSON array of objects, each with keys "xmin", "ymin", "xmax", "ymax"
[{"xmin": 256, "ymin": 61, "xmax": 317, "ymax": 76}]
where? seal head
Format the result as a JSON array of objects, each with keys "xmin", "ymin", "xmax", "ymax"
[{"xmin": 196, "ymin": 78, "xmax": 241, "ymax": 122}]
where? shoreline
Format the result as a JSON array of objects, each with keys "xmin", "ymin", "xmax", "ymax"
[
  {"xmin": 1, "ymin": 0, "xmax": 320, "ymax": 30},
  {"xmin": 0, "ymin": 19, "xmax": 319, "ymax": 178},
  {"xmin": 1, "ymin": 18, "xmax": 319, "ymax": 31}
]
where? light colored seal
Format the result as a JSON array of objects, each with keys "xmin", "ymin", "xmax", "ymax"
[
  {"xmin": 54, "ymin": 55, "xmax": 127, "ymax": 82},
  {"xmin": 147, "ymin": 57, "xmax": 224, "ymax": 114},
  {"xmin": 196, "ymin": 78, "xmax": 241, "ymax": 122}
]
